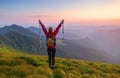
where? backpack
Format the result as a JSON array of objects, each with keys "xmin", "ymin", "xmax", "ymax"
[{"xmin": 46, "ymin": 37, "xmax": 56, "ymax": 46}]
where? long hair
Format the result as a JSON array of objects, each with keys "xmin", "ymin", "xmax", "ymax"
[{"xmin": 49, "ymin": 27, "xmax": 54, "ymax": 38}]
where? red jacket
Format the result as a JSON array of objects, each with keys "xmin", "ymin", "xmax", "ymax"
[{"xmin": 39, "ymin": 20, "xmax": 63, "ymax": 48}]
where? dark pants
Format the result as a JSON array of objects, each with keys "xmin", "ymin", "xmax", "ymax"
[{"xmin": 47, "ymin": 48, "xmax": 56, "ymax": 66}]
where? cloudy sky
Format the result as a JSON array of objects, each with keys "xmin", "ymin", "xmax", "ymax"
[{"xmin": 0, "ymin": 0, "xmax": 120, "ymax": 27}]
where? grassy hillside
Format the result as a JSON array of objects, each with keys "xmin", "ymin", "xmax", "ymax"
[
  {"xmin": 0, "ymin": 44, "xmax": 120, "ymax": 78},
  {"xmin": 0, "ymin": 31, "xmax": 41, "ymax": 54}
]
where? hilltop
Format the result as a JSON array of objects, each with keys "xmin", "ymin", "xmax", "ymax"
[{"xmin": 0, "ymin": 44, "xmax": 120, "ymax": 78}]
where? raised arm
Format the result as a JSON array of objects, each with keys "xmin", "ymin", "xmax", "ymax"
[
  {"xmin": 54, "ymin": 19, "xmax": 64, "ymax": 36},
  {"xmin": 39, "ymin": 20, "xmax": 47, "ymax": 36}
]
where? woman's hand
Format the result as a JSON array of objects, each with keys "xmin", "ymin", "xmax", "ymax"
[
  {"xmin": 61, "ymin": 19, "xmax": 64, "ymax": 24},
  {"xmin": 39, "ymin": 19, "xmax": 42, "ymax": 24}
]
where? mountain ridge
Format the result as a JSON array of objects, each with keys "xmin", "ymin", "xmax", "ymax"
[{"xmin": 0, "ymin": 24, "xmax": 39, "ymax": 39}]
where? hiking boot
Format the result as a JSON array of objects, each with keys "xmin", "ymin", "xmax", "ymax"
[{"xmin": 50, "ymin": 65, "xmax": 55, "ymax": 69}]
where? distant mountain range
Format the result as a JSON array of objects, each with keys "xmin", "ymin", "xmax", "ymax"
[
  {"xmin": 0, "ymin": 24, "xmax": 39, "ymax": 39},
  {"xmin": 0, "ymin": 24, "xmax": 119, "ymax": 64},
  {"xmin": 27, "ymin": 26, "xmax": 40, "ymax": 34},
  {"xmin": 0, "ymin": 25, "xmax": 45, "ymax": 55}
]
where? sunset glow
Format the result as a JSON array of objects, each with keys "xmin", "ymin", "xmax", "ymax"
[{"xmin": 0, "ymin": 0, "xmax": 120, "ymax": 27}]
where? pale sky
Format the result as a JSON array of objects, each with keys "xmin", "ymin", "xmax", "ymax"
[{"xmin": 0, "ymin": 0, "xmax": 120, "ymax": 27}]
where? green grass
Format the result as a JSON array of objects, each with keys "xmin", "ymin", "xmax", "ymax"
[{"xmin": 0, "ymin": 44, "xmax": 120, "ymax": 78}]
